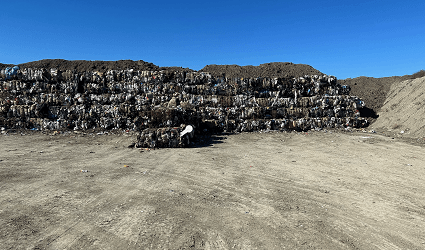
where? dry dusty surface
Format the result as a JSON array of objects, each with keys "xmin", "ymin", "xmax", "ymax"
[{"xmin": 1, "ymin": 130, "xmax": 425, "ymax": 249}]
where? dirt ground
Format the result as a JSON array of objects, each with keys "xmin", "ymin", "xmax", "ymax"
[{"xmin": 1, "ymin": 130, "xmax": 424, "ymax": 249}]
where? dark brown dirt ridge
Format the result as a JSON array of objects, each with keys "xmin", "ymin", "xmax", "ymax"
[
  {"xmin": 1, "ymin": 59, "xmax": 159, "ymax": 73},
  {"xmin": 2, "ymin": 60, "xmax": 321, "ymax": 78},
  {"xmin": 200, "ymin": 62, "xmax": 322, "ymax": 78}
]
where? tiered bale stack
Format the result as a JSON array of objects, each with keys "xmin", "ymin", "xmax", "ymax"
[{"xmin": 0, "ymin": 66, "xmax": 367, "ymax": 147}]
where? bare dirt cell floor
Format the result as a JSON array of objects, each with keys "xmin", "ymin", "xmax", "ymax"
[{"xmin": 1, "ymin": 131, "xmax": 425, "ymax": 249}]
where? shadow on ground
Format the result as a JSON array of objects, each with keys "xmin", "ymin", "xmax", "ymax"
[
  {"xmin": 192, "ymin": 134, "xmax": 227, "ymax": 148},
  {"xmin": 360, "ymin": 107, "xmax": 379, "ymax": 119}
]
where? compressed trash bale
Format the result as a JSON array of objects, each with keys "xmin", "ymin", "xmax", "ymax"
[
  {"xmin": 136, "ymin": 124, "xmax": 194, "ymax": 148},
  {"xmin": 0, "ymin": 66, "xmax": 369, "ymax": 144}
]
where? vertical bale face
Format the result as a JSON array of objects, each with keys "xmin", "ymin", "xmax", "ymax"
[{"xmin": 1, "ymin": 65, "xmax": 366, "ymax": 143}]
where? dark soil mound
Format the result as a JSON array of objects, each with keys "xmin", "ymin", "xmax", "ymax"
[
  {"xmin": 17, "ymin": 59, "xmax": 160, "ymax": 73},
  {"xmin": 0, "ymin": 63, "xmax": 13, "ymax": 68},
  {"xmin": 158, "ymin": 66, "xmax": 195, "ymax": 72},
  {"xmin": 5, "ymin": 60, "xmax": 322, "ymax": 78},
  {"xmin": 200, "ymin": 62, "xmax": 323, "ymax": 78},
  {"xmin": 339, "ymin": 76, "xmax": 400, "ymax": 120}
]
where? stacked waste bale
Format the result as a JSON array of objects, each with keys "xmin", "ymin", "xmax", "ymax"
[
  {"xmin": 136, "ymin": 124, "xmax": 195, "ymax": 148},
  {"xmin": 0, "ymin": 66, "xmax": 367, "ymax": 147}
]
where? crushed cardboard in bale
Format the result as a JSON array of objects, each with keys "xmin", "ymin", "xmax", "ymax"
[{"xmin": 0, "ymin": 67, "xmax": 368, "ymax": 147}]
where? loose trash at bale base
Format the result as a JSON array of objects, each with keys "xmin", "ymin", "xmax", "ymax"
[{"xmin": 0, "ymin": 66, "xmax": 368, "ymax": 147}]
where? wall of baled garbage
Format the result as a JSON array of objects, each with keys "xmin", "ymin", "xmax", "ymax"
[{"xmin": 0, "ymin": 66, "xmax": 367, "ymax": 147}]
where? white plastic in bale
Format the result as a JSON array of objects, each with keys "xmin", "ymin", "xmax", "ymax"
[{"xmin": 180, "ymin": 125, "xmax": 193, "ymax": 138}]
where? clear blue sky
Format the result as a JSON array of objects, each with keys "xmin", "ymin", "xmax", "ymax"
[{"xmin": 1, "ymin": 0, "xmax": 424, "ymax": 79}]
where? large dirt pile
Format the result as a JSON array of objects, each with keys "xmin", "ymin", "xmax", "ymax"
[
  {"xmin": 17, "ymin": 59, "xmax": 159, "ymax": 73},
  {"xmin": 200, "ymin": 62, "xmax": 323, "ymax": 78},
  {"xmin": 338, "ymin": 76, "xmax": 400, "ymax": 118},
  {"xmin": 339, "ymin": 70, "xmax": 425, "ymax": 120},
  {"xmin": 0, "ymin": 63, "xmax": 13, "ymax": 69},
  {"xmin": 16, "ymin": 60, "xmax": 321, "ymax": 78},
  {"xmin": 371, "ymin": 76, "xmax": 425, "ymax": 138}
]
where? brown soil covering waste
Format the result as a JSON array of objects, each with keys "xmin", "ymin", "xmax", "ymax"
[{"xmin": 200, "ymin": 62, "xmax": 322, "ymax": 78}]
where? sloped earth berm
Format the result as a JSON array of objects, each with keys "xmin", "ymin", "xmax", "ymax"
[
  {"xmin": 338, "ymin": 70, "xmax": 425, "ymax": 122},
  {"xmin": 371, "ymin": 76, "xmax": 425, "ymax": 139},
  {"xmin": 0, "ymin": 130, "xmax": 424, "ymax": 249}
]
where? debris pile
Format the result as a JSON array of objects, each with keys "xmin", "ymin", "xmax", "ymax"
[{"xmin": 0, "ymin": 66, "xmax": 367, "ymax": 147}]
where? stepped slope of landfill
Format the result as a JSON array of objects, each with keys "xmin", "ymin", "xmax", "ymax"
[
  {"xmin": 1, "ymin": 60, "xmax": 424, "ymax": 142},
  {"xmin": 3, "ymin": 59, "xmax": 422, "ymax": 116},
  {"xmin": 1, "ymin": 60, "xmax": 370, "ymax": 147}
]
